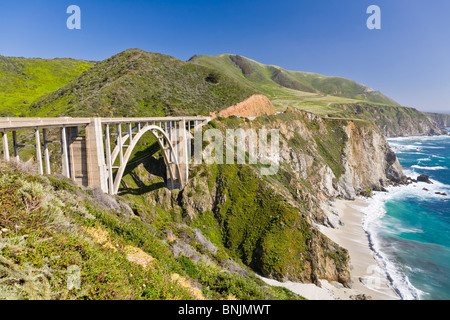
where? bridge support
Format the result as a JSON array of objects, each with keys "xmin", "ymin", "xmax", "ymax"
[
  {"xmin": 85, "ymin": 118, "xmax": 108, "ymax": 193},
  {"xmin": 2, "ymin": 131, "xmax": 9, "ymax": 162}
]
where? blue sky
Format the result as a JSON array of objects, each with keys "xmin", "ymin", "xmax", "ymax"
[{"xmin": 0, "ymin": 0, "xmax": 449, "ymax": 113}]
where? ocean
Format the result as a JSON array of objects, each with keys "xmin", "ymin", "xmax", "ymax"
[{"xmin": 361, "ymin": 128, "xmax": 450, "ymax": 300}]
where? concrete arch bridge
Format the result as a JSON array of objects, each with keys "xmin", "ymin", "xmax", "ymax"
[{"xmin": 0, "ymin": 117, "xmax": 211, "ymax": 195}]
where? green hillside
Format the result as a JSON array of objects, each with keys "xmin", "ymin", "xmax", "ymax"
[
  {"xmin": 190, "ymin": 54, "xmax": 445, "ymax": 136},
  {"xmin": 189, "ymin": 54, "xmax": 399, "ymax": 114},
  {"xmin": 0, "ymin": 160, "xmax": 303, "ymax": 300},
  {"xmin": 0, "ymin": 55, "xmax": 94, "ymax": 116},
  {"xmin": 31, "ymin": 49, "xmax": 258, "ymax": 117}
]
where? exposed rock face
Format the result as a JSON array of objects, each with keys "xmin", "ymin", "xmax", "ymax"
[
  {"xmin": 131, "ymin": 107, "xmax": 405, "ymax": 288},
  {"xmin": 211, "ymin": 94, "xmax": 276, "ymax": 118},
  {"xmin": 336, "ymin": 104, "xmax": 446, "ymax": 137},
  {"xmin": 271, "ymin": 109, "xmax": 405, "ymax": 202},
  {"xmin": 426, "ymin": 112, "xmax": 450, "ymax": 130},
  {"xmin": 339, "ymin": 121, "xmax": 406, "ymax": 198},
  {"xmin": 417, "ymin": 174, "xmax": 433, "ymax": 184}
]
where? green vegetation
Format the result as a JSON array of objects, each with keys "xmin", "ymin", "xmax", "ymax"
[
  {"xmin": 31, "ymin": 49, "xmax": 258, "ymax": 117},
  {"xmin": 331, "ymin": 102, "xmax": 445, "ymax": 136},
  {"xmin": 211, "ymin": 164, "xmax": 312, "ymax": 278},
  {"xmin": 190, "ymin": 54, "xmax": 444, "ymax": 136},
  {"xmin": 190, "ymin": 54, "xmax": 399, "ymax": 114},
  {"xmin": 2, "ymin": 48, "xmax": 414, "ymax": 300},
  {"xmin": 0, "ymin": 161, "xmax": 304, "ymax": 300},
  {"xmin": 0, "ymin": 55, "xmax": 94, "ymax": 116}
]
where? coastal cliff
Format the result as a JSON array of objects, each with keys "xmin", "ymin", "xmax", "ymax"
[
  {"xmin": 333, "ymin": 103, "xmax": 445, "ymax": 137},
  {"xmin": 426, "ymin": 112, "xmax": 450, "ymax": 130},
  {"xmin": 0, "ymin": 49, "xmax": 422, "ymax": 300},
  {"xmin": 128, "ymin": 107, "xmax": 405, "ymax": 288}
]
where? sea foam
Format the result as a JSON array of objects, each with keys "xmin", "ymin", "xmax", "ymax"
[{"xmin": 359, "ymin": 188, "xmax": 426, "ymax": 300}]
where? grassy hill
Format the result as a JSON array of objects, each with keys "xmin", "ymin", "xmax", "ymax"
[
  {"xmin": 0, "ymin": 49, "xmax": 416, "ymax": 300},
  {"xmin": 0, "ymin": 55, "xmax": 94, "ymax": 117},
  {"xmin": 189, "ymin": 54, "xmax": 399, "ymax": 114},
  {"xmin": 0, "ymin": 160, "xmax": 303, "ymax": 300},
  {"xmin": 31, "ymin": 49, "xmax": 258, "ymax": 117},
  {"xmin": 190, "ymin": 54, "xmax": 445, "ymax": 136}
]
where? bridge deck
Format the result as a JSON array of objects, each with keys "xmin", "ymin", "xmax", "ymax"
[{"xmin": 0, "ymin": 116, "xmax": 211, "ymax": 131}]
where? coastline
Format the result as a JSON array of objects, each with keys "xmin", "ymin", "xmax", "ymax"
[{"xmin": 259, "ymin": 198, "xmax": 400, "ymax": 300}]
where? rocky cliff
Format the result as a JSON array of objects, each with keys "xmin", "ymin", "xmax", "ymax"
[
  {"xmin": 246, "ymin": 108, "xmax": 405, "ymax": 226},
  {"xmin": 210, "ymin": 94, "xmax": 276, "ymax": 118},
  {"xmin": 122, "ymin": 107, "xmax": 405, "ymax": 288},
  {"xmin": 333, "ymin": 103, "xmax": 445, "ymax": 137},
  {"xmin": 426, "ymin": 112, "xmax": 450, "ymax": 130}
]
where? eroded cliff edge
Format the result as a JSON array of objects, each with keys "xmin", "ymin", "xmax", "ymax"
[{"xmin": 129, "ymin": 107, "xmax": 405, "ymax": 288}]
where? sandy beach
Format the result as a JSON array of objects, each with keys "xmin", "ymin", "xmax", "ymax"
[{"xmin": 259, "ymin": 198, "xmax": 400, "ymax": 300}]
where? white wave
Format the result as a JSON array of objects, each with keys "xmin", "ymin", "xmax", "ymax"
[
  {"xmin": 388, "ymin": 135, "xmax": 450, "ymax": 142},
  {"xmin": 359, "ymin": 191, "xmax": 426, "ymax": 300},
  {"xmin": 411, "ymin": 165, "xmax": 448, "ymax": 171},
  {"xmin": 389, "ymin": 144, "xmax": 423, "ymax": 153},
  {"xmin": 417, "ymin": 158, "xmax": 431, "ymax": 162}
]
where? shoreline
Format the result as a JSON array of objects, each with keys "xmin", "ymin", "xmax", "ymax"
[{"xmin": 259, "ymin": 198, "xmax": 400, "ymax": 300}]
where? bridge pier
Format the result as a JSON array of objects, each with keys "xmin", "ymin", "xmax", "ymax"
[
  {"xmin": 2, "ymin": 131, "xmax": 9, "ymax": 162},
  {"xmin": 85, "ymin": 118, "xmax": 108, "ymax": 193}
]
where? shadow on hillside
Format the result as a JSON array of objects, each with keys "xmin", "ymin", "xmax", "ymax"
[{"xmin": 116, "ymin": 142, "xmax": 167, "ymax": 196}]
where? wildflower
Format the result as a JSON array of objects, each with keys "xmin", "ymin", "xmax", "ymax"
[{"xmin": 1, "ymin": 228, "xmax": 8, "ymax": 232}]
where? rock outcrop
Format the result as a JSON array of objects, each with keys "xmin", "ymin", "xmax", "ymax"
[
  {"xmin": 335, "ymin": 103, "xmax": 446, "ymax": 137},
  {"xmin": 211, "ymin": 94, "xmax": 276, "ymax": 118},
  {"xmin": 426, "ymin": 112, "xmax": 450, "ymax": 130},
  {"xmin": 141, "ymin": 107, "xmax": 405, "ymax": 288}
]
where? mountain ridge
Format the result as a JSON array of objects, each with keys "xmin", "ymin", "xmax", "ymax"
[
  {"xmin": 190, "ymin": 53, "xmax": 445, "ymax": 136},
  {"xmin": 190, "ymin": 53, "xmax": 400, "ymax": 108},
  {"xmin": 30, "ymin": 49, "xmax": 258, "ymax": 118}
]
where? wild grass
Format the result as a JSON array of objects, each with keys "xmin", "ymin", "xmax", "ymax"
[
  {"xmin": 0, "ymin": 160, "xmax": 304, "ymax": 300},
  {"xmin": 0, "ymin": 56, "xmax": 94, "ymax": 116}
]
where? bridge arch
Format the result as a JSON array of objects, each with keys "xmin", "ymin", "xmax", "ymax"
[{"xmin": 111, "ymin": 124, "xmax": 182, "ymax": 195}]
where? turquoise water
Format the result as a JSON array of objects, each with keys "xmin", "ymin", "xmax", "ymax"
[{"xmin": 363, "ymin": 129, "xmax": 450, "ymax": 300}]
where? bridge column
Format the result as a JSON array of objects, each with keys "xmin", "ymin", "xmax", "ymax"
[
  {"xmin": 35, "ymin": 129, "xmax": 43, "ymax": 175},
  {"xmin": 166, "ymin": 121, "xmax": 179, "ymax": 189},
  {"xmin": 42, "ymin": 129, "xmax": 51, "ymax": 174},
  {"xmin": 12, "ymin": 131, "xmax": 19, "ymax": 161},
  {"xmin": 116, "ymin": 124, "xmax": 124, "ymax": 165},
  {"xmin": 85, "ymin": 118, "xmax": 108, "ymax": 193},
  {"xmin": 60, "ymin": 127, "xmax": 70, "ymax": 178},
  {"xmin": 105, "ymin": 124, "xmax": 114, "ymax": 195},
  {"xmin": 178, "ymin": 119, "xmax": 189, "ymax": 188},
  {"xmin": 2, "ymin": 131, "xmax": 9, "ymax": 162}
]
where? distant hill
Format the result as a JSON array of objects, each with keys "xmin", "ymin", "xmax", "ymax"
[
  {"xmin": 3, "ymin": 49, "xmax": 445, "ymax": 136},
  {"xmin": 190, "ymin": 54, "xmax": 445, "ymax": 136},
  {"xmin": 189, "ymin": 54, "xmax": 399, "ymax": 113},
  {"xmin": 31, "ymin": 49, "xmax": 258, "ymax": 117},
  {"xmin": 0, "ymin": 55, "xmax": 94, "ymax": 116}
]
